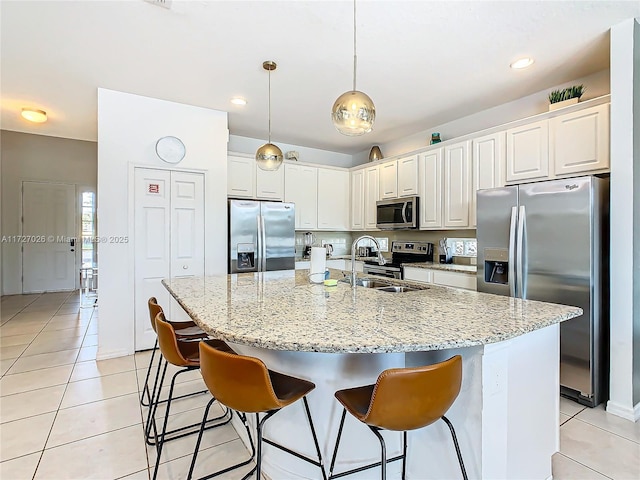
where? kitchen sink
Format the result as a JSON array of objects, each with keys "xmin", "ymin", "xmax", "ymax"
[
  {"xmin": 375, "ymin": 285, "xmax": 422, "ymax": 293},
  {"xmin": 356, "ymin": 279, "xmax": 392, "ymax": 288}
]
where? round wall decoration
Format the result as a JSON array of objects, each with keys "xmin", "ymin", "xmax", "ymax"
[{"xmin": 155, "ymin": 136, "xmax": 186, "ymax": 164}]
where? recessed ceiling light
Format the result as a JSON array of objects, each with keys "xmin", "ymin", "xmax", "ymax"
[
  {"xmin": 510, "ymin": 57, "xmax": 535, "ymax": 70},
  {"xmin": 21, "ymin": 108, "xmax": 47, "ymax": 123},
  {"xmin": 230, "ymin": 97, "xmax": 247, "ymax": 106}
]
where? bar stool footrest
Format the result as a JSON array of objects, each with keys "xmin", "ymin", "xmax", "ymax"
[{"xmin": 329, "ymin": 454, "xmax": 404, "ymax": 480}]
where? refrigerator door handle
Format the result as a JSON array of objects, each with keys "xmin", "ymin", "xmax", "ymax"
[
  {"xmin": 256, "ymin": 215, "xmax": 263, "ymax": 272},
  {"xmin": 509, "ymin": 206, "xmax": 517, "ymax": 297},
  {"xmin": 260, "ymin": 215, "xmax": 267, "ymax": 271},
  {"xmin": 517, "ymin": 205, "xmax": 526, "ymax": 298}
]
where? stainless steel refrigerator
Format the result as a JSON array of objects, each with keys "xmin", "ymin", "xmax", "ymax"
[
  {"xmin": 477, "ymin": 176, "xmax": 609, "ymax": 407},
  {"xmin": 228, "ymin": 200, "xmax": 295, "ymax": 273}
]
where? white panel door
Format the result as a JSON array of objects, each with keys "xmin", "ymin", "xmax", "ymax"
[
  {"xmin": 169, "ymin": 171, "xmax": 205, "ymax": 321},
  {"xmin": 551, "ymin": 104, "xmax": 610, "ymax": 176},
  {"xmin": 364, "ymin": 166, "xmax": 380, "ymax": 230},
  {"xmin": 317, "ymin": 168, "xmax": 349, "ymax": 230},
  {"xmin": 256, "ymin": 167, "xmax": 284, "ymax": 200},
  {"xmin": 470, "ymin": 131, "xmax": 506, "ymax": 227},
  {"xmin": 227, "ymin": 155, "xmax": 255, "ymax": 198},
  {"xmin": 22, "ymin": 182, "xmax": 76, "ymax": 293},
  {"xmin": 379, "ymin": 160, "xmax": 398, "ymax": 199},
  {"xmin": 397, "ymin": 155, "xmax": 419, "ymax": 197},
  {"xmin": 284, "ymin": 164, "xmax": 318, "ymax": 229},
  {"xmin": 134, "ymin": 168, "xmax": 171, "ymax": 350},
  {"xmin": 444, "ymin": 141, "xmax": 471, "ymax": 228},
  {"xmin": 350, "ymin": 169, "xmax": 365, "ymax": 230},
  {"xmin": 506, "ymin": 120, "xmax": 549, "ymax": 183},
  {"xmin": 419, "ymin": 149, "xmax": 443, "ymax": 229}
]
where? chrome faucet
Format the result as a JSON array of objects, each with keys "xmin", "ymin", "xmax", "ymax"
[{"xmin": 351, "ymin": 235, "xmax": 386, "ymax": 288}]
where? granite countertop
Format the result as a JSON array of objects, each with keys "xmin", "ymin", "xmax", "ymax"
[
  {"xmin": 402, "ymin": 262, "xmax": 477, "ymax": 275},
  {"xmin": 162, "ymin": 269, "xmax": 581, "ymax": 354}
]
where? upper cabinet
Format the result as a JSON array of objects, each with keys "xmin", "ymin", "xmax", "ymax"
[
  {"xmin": 284, "ymin": 164, "xmax": 318, "ymax": 230},
  {"xmin": 350, "ymin": 169, "xmax": 365, "ymax": 230},
  {"xmin": 506, "ymin": 120, "xmax": 549, "ymax": 183},
  {"xmin": 379, "ymin": 160, "xmax": 398, "ymax": 199},
  {"xmin": 227, "ymin": 155, "xmax": 256, "ymax": 198},
  {"xmin": 470, "ymin": 132, "xmax": 506, "ymax": 227},
  {"xmin": 317, "ymin": 168, "xmax": 349, "ymax": 230},
  {"xmin": 418, "ymin": 149, "xmax": 443, "ymax": 230},
  {"xmin": 228, "ymin": 153, "xmax": 284, "ymax": 200},
  {"xmin": 378, "ymin": 156, "xmax": 418, "ymax": 200},
  {"xmin": 397, "ymin": 155, "xmax": 419, "ymax": 197},
  {"xmin": 551, "ymin": 104, "xmax": 610, "ymax": 176},
  {"xmin": 443, "ymin": 141, "xmax": 471, "ymax": 228}
]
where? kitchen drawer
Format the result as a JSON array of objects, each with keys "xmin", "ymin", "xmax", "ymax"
[
  {"xmin": 402, "ymin": 267, "xmax": 433, "ymax": 284},
  {"xmin": 433, "ymin": 270, "xmax": 477, "ymax": 290}
]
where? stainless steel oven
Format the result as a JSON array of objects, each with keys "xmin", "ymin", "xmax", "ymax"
[{"xmin": 376, "ymin": 196, "xmax": 419, "ymax": 230}]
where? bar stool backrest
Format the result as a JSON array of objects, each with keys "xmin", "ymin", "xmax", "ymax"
[
  {"xmin": 148, "ymin": 297, "xmax": 163, "ymax": 333},
  {"xmin": 365, "ymin": 355, "xmax": 462, "ymax": 431},
  {"xmin": 199, "ymin": 340, "xmax": 282, "ymax": 413},
  {"xmin": 155, "ymin": 312, "xmax": 191, "ymax": 367}
]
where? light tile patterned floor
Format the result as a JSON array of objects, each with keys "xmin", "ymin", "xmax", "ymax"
[{"xmin": 1, "ymin": 292, "xmax": 639, "ymax": 479}]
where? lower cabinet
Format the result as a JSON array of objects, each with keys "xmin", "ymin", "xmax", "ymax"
[
  {"xmin": 403, "ymin": 266, "xmax": 477, "ymax": 291},
  {"xmin": 344, "ymin": 260, "xmax": 364, "ymax": 273}
]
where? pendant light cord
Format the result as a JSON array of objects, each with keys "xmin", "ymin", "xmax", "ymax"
[
  {"xmin": 353, "ymin": 0, "xmax": 357, "ymax": 92},
  {"xmin": 268, "ymin": 67, "xmax": 272, "ymax": 143}
]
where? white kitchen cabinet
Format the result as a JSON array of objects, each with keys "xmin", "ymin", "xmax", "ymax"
[
  {"xmin": 284, "ymin": 164, "xmax": 318, "ymax": 229},
  {"xmin": 379, "ymin": 160, "xmax": 398, "ymax": 199},
  {"xmin": 551, "ymin": 104, "xmax": 610, "ymax": 176},
  {"xmin": 227, "ymin": 155, "xmax": 255, "ymax": 198},
  {"xmin": 364, "ymin": 166, "xmax": 380, "ymax": 230},
  {"xmin": 256, "ymin": 167, "xmax": 284, "ymax": 200},
  {"xmin": 350, "ymin": 168, "xmax": 365, "ymax": 230},
  {"xmin": 317, "ymin": 168, "xmax": 349, "ymax": 231},
  {"xmin": 470, "ymin": 132, "xmax": 506, "ymax": 227},
  {"xmin": 506, "ymin": 120, "xmax": 549, "ymax": 183},
  {"xmin": 326, "ymin": 259, "xmax": 347, "ymax": 270},
  {"xmin": 397, "ymin": 155, "xmax": 419, "ymax": 197},
  {"xmin": 228, "ymin": 154, "xmax": 283, "ymax": 200},
  {"xmin": 443, "ymin": 140, "xmax": 471, "ymax": 228},
  {"xmin": 418, "ymin": 148, "xmax": 443, "ymax": 230},
  {"xmin": 403, "ymin": 266, "xmax": 477, "ymax": 291}
]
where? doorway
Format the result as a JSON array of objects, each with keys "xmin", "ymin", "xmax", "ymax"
[
  {"xmin": 22, "ymin": 181, "xmax": 76, "ymax": 293},
  {"xmin": 134, "ymin": 168, "xmax": 205, "ymax": 350}
]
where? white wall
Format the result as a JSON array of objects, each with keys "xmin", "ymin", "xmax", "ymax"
[
  {"xmin": 608, "ymin": 18, "xmax": 640, "ymax": 421},
  {"xmin": 353, "ymin": 69, "xmax": 611, "ymax": 165},
  {"xmin": 0, "ymin": 131, "xmax": 97, "ymax": 295},
  {"xmin": 97, "ymin": 89, "xmax": 228, "ymax": 360},
  {"xmin": 228, "ymin": 134, "xmax": 354, "ymax": 168}
]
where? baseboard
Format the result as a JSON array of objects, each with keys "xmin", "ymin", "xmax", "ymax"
[
  {"xmin": 96, "ymin": 347, "xmax": 132, "ymax": 361},
  {"xmin": 606, "ymin": 399, "xmax": 640, "ymax": 421}
]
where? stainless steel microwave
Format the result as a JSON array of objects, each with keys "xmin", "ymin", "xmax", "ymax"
[{"xmin": 376, "ymin": 196, "xmax": 419, "ymax": 229}]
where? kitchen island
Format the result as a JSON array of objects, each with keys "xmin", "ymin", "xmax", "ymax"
[{"xmin": 163, "ymin": 269, "xmax": 582, "ymax": 479}]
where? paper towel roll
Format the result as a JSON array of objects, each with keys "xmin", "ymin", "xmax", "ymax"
[{"xmin": 309, "ymin": 247, "xmax": 327, "ymax": 284}]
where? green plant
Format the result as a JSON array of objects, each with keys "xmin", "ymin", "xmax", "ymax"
[{"xmin": 548, "ymin": 84, "xmax": 585, "ymax": 104}]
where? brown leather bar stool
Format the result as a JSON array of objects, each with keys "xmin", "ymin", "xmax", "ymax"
[
  {"xmin": 150, "ymin": 313, "xmax": 233, "ymax": 480},
  {"xmin": 187, "ymin": 340, "xmax": 327, "ymax": 480},
  {"xmin": 328, "ymin": 355, "xmax": 468, "ymax": 480},
  {"xmin": 140, "ymin": 297, "xmax": 208, "ymax": 409}
]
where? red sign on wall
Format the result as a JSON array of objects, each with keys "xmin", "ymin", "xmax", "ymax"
[{"xmin": 148, "ymin": 184, "xmax": 160, "ymax": 194}]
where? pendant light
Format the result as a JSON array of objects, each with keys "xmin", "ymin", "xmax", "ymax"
[
  {"xmin": 256, "ymin": 61, "xmax": 283, "ymax": 171},
  {"xmin": 331, "ymin": 0, "xmax": 375, "ymax": 136}
]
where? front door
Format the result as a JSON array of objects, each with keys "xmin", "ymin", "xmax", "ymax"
[{"xmin": 22, "ymin": 182, "xmax": 76, "ymax": 293}]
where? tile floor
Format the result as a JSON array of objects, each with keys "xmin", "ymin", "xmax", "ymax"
[{"xmin": 1, "ymin": 291, "xmax": 639, "ymax": 479}]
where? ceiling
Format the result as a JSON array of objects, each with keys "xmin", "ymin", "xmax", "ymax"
[{"xmin": 2, "ymin": 1, "xmax": 639, "ymax": 154}]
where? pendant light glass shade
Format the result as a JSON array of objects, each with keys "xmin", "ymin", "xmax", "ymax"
[
  {"xmin": 331, "ymin": 0, "xmax": 375, "ymax": 136},
  {"xmin": 256, "ymin": 143, "xmax": 283, "ymax": 171},
  {"xmin": 256, "ymin": 60, "xmax": 283, "ymax": 171},
  {"xmin": 332, "ymin": 90, "xmax": 375, "ymax": 136}
]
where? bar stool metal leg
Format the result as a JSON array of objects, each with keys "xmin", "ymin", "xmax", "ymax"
[
  {"xmin": 140, "ymin": 339, "xmax": 158, "ymax": 407},
  {"xmin": 442, "ymin": 415, "xmax": 468, "ymax": 480},
  {"xmin": 368, "ymin": 427, "xmax": 387, "ymax": 480},
  {"xmin": 401, "ymin": 431, "xmax": 407, "ymax": 480}
]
